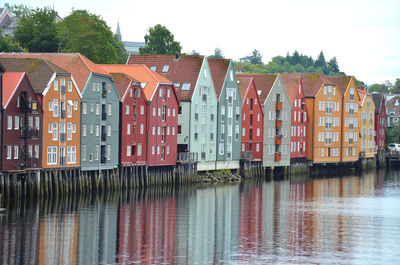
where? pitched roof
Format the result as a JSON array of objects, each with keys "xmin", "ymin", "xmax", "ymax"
[
  {"xmin": 301, "ymin": 74, "xmax": 335, "ymax": 97},
  {"xmin": 358, "ymin": 89, "xmax": 369, "ymax": 105},
  {"xmin": 371, "ymin": 93, "xmax": 384, "ymax": 114},
  {"xmin": 0, "ymin": 53, "xmax": 109, "ymax": 92},
  {"xmin": 2, "ymin": 72, "xmax": 24, "ymax": 108},
  {"xmin": 237, "ymin": 76, "xmax": 252, "ymax": 101},
  {"xmin": 236, "ymin": 73, "xmax": 277, "ymax": 103},
  {"xmin": 326, "ymin": 75, "xmax": 352, "ymax": 95},
  {"xmin": 127, "ymin": 54, "xmax": 204, "ymax": 101},
  {"xmin": 387, "ymin": 96, "xmax": 400, "ymax": 116},
  {"xmin": 109, "ymin": 72, "xmax": 136, "ymax": 99},
  {"xmin": 280, "ymin": 74, "xmax": 301, "ymax": 104},
  {"xmin": 0, "ymin": 57, "xmax": 69, "ymax": 94},
  {"xmin": 207, "ymin": 58, "xmax": 231, "ymax": 99},
  {"xmin": 98, "ymin": 64, "xmax": 172, "ymax": 101}
]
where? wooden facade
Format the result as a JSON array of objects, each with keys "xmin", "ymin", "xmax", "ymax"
[
  {"xmin": 1, "ymin": 72, "xmax": 43, "ymax": 171},
  {"xmin": 358, "ymin": 89, "xmax": 375, "ymax": 158},
  {"xmin": 372, "ymin": 93, "xmax": 386, "ymax": 151},
  {"xmin": 237, "ymin": 76, "xmax": 263, "ymax": 161}
]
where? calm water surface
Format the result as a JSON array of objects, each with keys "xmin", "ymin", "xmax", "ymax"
[{"xmin": 1, "ymin": 170, "xmax": 400, "ymax": 264}]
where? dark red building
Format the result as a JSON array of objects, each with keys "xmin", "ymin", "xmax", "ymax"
[
  {"xmin": 100, "ymin": 65, "xmax": 179, "ymax": 167},
  {"xmin": 372, "ymin": 93, "xmax": 386, "ymax": 152},
  {"xmin": 2, "ymin": 72, "xmax": 43, "ymax": 171},
  {"xmin": 237, "ymin": 76, "xmax": 263, "ymax": 161},
  {"xmin": 281, "ymin": 74, "xmax": 308, "ymax": 160}
]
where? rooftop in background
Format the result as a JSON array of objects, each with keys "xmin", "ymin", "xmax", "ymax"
[
  {"xmin": 123, "ymin": 42, "xmax": 146, "ymax": 55},
  {"xmin": 236, "ymin": 73, "xmax": 277, "ymax": 103}
]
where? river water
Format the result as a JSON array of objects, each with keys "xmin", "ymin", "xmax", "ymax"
[{"xmin": 1, "ymin": 169, "xmax": 400, "ymax": 264}]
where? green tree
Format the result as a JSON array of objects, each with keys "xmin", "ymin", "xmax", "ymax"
[
  {"xmin": 208, "ymin": 48, "xmax": 224, "ymax": 59},
  {"xmin": 13, "ymin": 6, "xmax": 59, "ymax": 52},
  {"xmin": 139, "ymin": 24, "xmax": 182, "ymax": 55},
  {"xmin": 327, "ymin": 57, "xmax": 339, "ymax": 73},
  {"xmin": 0, "ymin": 34, "xmax": 25, "ymax": 52},
  {"xmin": 391, "ymin": 78, "xmax": 400, "ymax": 94},
  {"xmin": 314, "ymin": 51, "xmax": 327, "ymax": 72},
  {"xmin": 386, "ymin": 123, "xmax": 400, "ymax": 143},
  {"xmin": 58, "ymin": 10, "xmax": 126, "ymax": 63},
  {"xmin": 369, "ymin": 83, "xmax": 390, "ymax": 93},
  {"xmin": 246, "ymin": 49, "xmax": 263, "ymax": 64}
]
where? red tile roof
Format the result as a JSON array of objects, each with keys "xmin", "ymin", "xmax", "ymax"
[
  {"xmin": 0, "ymin": 53, "xmax": 109, "ymax": 92},
  {"xmin": 280, "ymin": 74, "xmax": 301, "ymax": 105},
  {"xmin": 208, "ymin": 58, "xmax": 231, "ymax": 99},
  {"xmin": 236, "ymin": 73, "xmax": 277, "ymax": 103},
  {"xmin": 109, "ymin": 72, "xmax": 136, "ymax": 99},
  {"xmin": 0, "ymin": 57, "xmax": 69, "ymax": 94},
  {"xmin": 99, "ymin": 64, "xmax": 172, "ymax": 101},
  {"xmin": 2, "ymin": 72, "xmax": 24, "ymax": 108},
  {"xmin": 127, "ymin": 54, "xmax": 204, "ymax": 101},
  {"xmin": 326, "ymin": 75, "xmax": 352, "ymax": 95},
  {"xmin": 237, "ymin": 76, "xmax": 252, "ymax": 101}
]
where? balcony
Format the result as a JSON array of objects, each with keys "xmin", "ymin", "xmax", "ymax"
[
  {"xmin": 275, "ymin": 119, "xmax": 282, "ymax": 128},
  {"xmin": 101, "ymin": 132, "xmax": 107, "ymax": 142},
  {"xmin": 274, "ymin": 152, "xmax": 281, "ymax": 161},
  {"xmin": 60, "ymin": 133, "xmax": 66, "ymax": 143},
  {"xmin": 102, "ymin": 112, "xmax": 107, "ymax": 121},
  {"xmin": 275, "ymin": 135, "xmax": 282, "ymax": 145},
  {"xmin": 21, "ymin": 127, "xmax": 38, "ymax": 138},
  {"xmin": 101, "ymin": 156, "xmax": 107, "ymax": 164},
  {"xmin": 177, "ymin": 152, "xmax": 198, "ymax": 163},
  {"xmin": 19, "ymin": 154, "xmax": 38, "ymax": 169},
  {"xmin": 276, "ymin": 102, "xmax": 282, "ymax": 111},
  {"xmin": 61, "ymin": 109, "xmax": 65, "ymax": 119},
  {"xmin": 20, "ymin": 95, "xmax": 32, "ymax": 113},
  {"xmin": 241, "ymin": 151, "xmax": 253, "ymax": 161}
]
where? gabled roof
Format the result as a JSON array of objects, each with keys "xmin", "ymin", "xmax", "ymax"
[
  {"xmin": 237, "ymin": 76, "xmax": 252, "ymax": 101},
  {"xmin": 386, "ymin": 96, "xmax": 400, "ymax": 116},
  {"xmin": 326, "ymin": 75, "xmax": 352, "ymax": 95},
  {"xmin": 208, "ymin": 58, "xmax": 231, "ymax": 99},
  {"xmin": 127, "ymin": 54, "xmax": 204, "ymax": 101},
  {"xmin": 236, "ymin": 73, "xmax": 277, "ymax": 103},
  {"xmin": 0, "ymin": 53, "xmax": 109, "ymax": 92},
  {"xmin": 301, "ymin": 74, "xmax": 335, "ymax": 97},
  {"xmin": 280, "ymin": 74, "xmax": 301, "ymax": 104},
  {"xmin": 371, "ymin": 93, "xmax": 384, "ymax": 114},
  {"xmin": 358, "ymin": 89, "xmax": 370, "ymax": 106},
  {"xmin": 0, "ymin": 57, "xmax": 69, "ymax": 94},
  {"xmin": 109, "ymin": 72, "xmax": 138, "ymax": 99},
  {"xmin": 98, "ymin": 64, "xmax": 173, "ymax": 101},
  {"xmin": 2, "ymin": 72, "xmax": 24, "ymax": 108}
]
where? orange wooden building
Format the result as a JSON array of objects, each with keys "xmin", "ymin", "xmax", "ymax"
[{"xmin": 302, "ymin": 74, "xmax": 342, "ymax": 164}]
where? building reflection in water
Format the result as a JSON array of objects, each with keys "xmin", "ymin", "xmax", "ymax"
[{"xmin": 0, "ymin": 170, "xmax": 395, "ymax": 264}]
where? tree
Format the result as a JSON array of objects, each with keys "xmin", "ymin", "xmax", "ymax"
[
  {"xmin": 0, "ymin": 34, "xmax": 25, "ymax": 52},
  {"xmin": 327, "ymin": 57, "xmax": 339, "ymax": 73},
  {"xmin": 314, "ymin": 51, "xmax": 327, "ymax": 72},
  {"xmin": 247, "ymin": 49, "xmax": 263, "ymax": 64},
  {"xmin": 139, "ymin": 24, "xmax": 182, "ymax": 55},
  {"xmin": 208, "ymin": 48, "xmax": 224, "ymax": 59},
  {"xmin": 386, "ymin": 123, "xmax": 400, "ymax": 143},
  {"xmin": 391, "ymin": 78, "xmax": 400, "ymax": 94},
  {"xmin": 13, "ymin": 6, "xmax": 59, "ymax": 52},
  {"xmin": 58, "ymin": 10, "xmax": 126, "ymax": 64},
  {"xmin": 369, "ymin": 83, "xmax": 390, "ymax": 93}
]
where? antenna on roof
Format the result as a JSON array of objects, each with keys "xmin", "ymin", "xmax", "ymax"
[{"xmin": 174, "ymin": 53, "xmax": 180, "ymax": 61}]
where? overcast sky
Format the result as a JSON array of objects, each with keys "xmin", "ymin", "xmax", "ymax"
[{"xmin": 11, "ymin": 0, "xmax": 400, "ymax": 85}]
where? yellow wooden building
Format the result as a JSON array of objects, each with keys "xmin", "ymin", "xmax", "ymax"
[{"xmin": 358, "ymin": 89, "xmax": 375, "ymax": 158}]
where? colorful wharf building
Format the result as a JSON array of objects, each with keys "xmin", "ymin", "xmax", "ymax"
[
  {"xmin": 358, "ymin": 89, "xmax": 375, "ymax": 158},
  {"xmin": 236, "ymin": 76, "xmax": 263, "ymax": 161},
  {"xmin": 371, "ymin": 93, "xmax": 386, "ymax": 155},
  {"xmin": 302, "ymin": 74, "xmax": 342, "ymax": 164},
  {"xmin": 238, "ymin": 74, "xmax": 291, "ymax": 170},
  {"xmin": 0, "ymin": 57, "xmax": 81, "ymax": 170},
  {"xmin": 1, "ymin": 69, "xmax": 43, "ymax": 173},
  {"xmin": 99, "ymin": 64, "xmax": 179, "ymax": 168},
  {"xmin": 127, "ymin": 55, "xmax": 217, "ymax": 171},
  {"xmin": 208, "ymin": 58, "xmax": 242, "ymax": 170},
  {"xmin": 281, "ymin": 74, "xmax": 308, "ymax": 162},
  {"xmin": 0, "ymin": 53, "xmax": 121, "ymax": 173}
]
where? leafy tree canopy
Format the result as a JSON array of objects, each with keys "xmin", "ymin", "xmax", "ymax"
[
  {"xmin": 0, "ymin": 33, "xmax": 26, "ymax": 52},
  {"xmin": 13, "ymin": 6, "xmax": 59, "ymax": 52},
  {"xmin": 58, "ymin": 9, "xmax": 127, "ymax": 64},
  {"xmin": 140, "ymin": 24, "xmax": 182, "ymax": 55},
  {"xmin": 245, "ymin": 49, "xmax": 263, "ymax": 64},
  {"xmin": 208, "ymin": 48, "xmax": 224, "ymax": 59}
]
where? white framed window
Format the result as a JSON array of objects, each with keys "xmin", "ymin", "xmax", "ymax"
[
  {"xmin": 7, "ymin": 116, "xmax": 12, "ymax": 130},
  {"xmin": 82, "ymin": 145, "xmax": 86, "ymax": 161},
  {"xmin": 95, "ymin": 125, "xmax": 99, "ymax": 136},
  {"xmin": 152, "ymin": 126, "xmax": 155, "ymax": 135},
  {"xmin": 67, "ymin": 146, "xmax": 76, "ymax": 164},
  {"xmin": 126, "ymin": 145, "xmax": 131, "ymax": 156},
  {"xmin": 138, "ymin": 144, "xmax": 142, "ymax": 156},
  {"xmin": 68, "ymin": 81, "xmax": 72, "ymax": 92},
  {"xmin": 172, "ymin": 126, "xmax": 175, "ymax": 135},
  {"xmin": 82, "ymin": 102, "xmax": 87, "ymax": 114},
  {"xmin": 6, "ymin": 145, "xmax": 11, "ymax": 159},
  {"xmin": 107, "ymin": 125, "xmax": 111, "ymax": 137},
  {"xmin": 140, "ymin": 124, "xmax": 144, "ymax": 134},
  {"xmin": 242, "ymin": 127, "xmax": 246, "ymax": 136},
  {"xmin": 74, "ymin": 100, "xmax": 78, "ymax": 110},
  {"xmin": 125, "ymin": 105, "xmax": 129, "ymax": 115},
  {"xmin": 82, "ymin": 124, "xmax": 86, "ymax": 136},
  {"xmin": 54, "ymin": 79, "xmax": 58, "ymax": 91},
  {"xmin": 95, "ymin": 145, "xmax": 99, "ymax": 161},
  {"xmin": 14, "ymin": 116, "xmax": 19, "ymax": 130},
  {"xmin": 53, "ymin": 99, "xmax": 59, "ymax": 117},
  {"xmin": 90, "ymin": 125, "xmax": 93, "ymax": 134},
  {"xmin": 219, "ymin": 143, "xmax": 224, "ymax": 155},
  {"xmin": 96, "ymin": 103, "xmax": 100, "ymax": 115},
  {"xmin": 67, "ymin": 100, "xmax": 73, "ymax": 118},
  {"xmin": 173, "ymin": 108, "xmax": 176, "ymax": 117},
  {"xmin": 152, "ymin": 145, "xmax": 155, "ymax": 155},
  {"xmin": 35, "ymin": 117, "xmax": 40, "ymax": 130},
  {"xmin": 153, "ymin": 107, "xmax": 156, "ymax": 116},
  {"xmin": 140, "ymin": 105, "xmax": 144, "ymax": 115},
  {"xmin": 49, "ymin": 100, "xmax": 54, "ymax": 111},
  {"xmin": 67, "ymin": 122, "xmax": 73, "ymax": 140},
  {"xmin": 52, "ymin": 123, "xmax": 58, "ymax": 140},
  {"xmin": 108, "ymin": 103, "xmax": 112, "ymax": 116},
  {"xmin": 127, "ymin": 124, "xmax": 131, "ymax": 135},
  {"xmin": 35, "ymin": 145, "xmax": 39, "ymax": 159}
]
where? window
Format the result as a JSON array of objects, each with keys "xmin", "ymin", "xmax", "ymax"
[
  {"xmin": 162, "ymin": 65, "xmax": 169, "ymax": 73},
  {"xmin": 221, "ymin": 106, "xmax": 225, "ymax": 122},
  {"xmin": 221, "ymin": 125, "xmax": 225, "ymax": 141},
  {"xmin": 242, "ymin": 127, "xmax": 245, "ymax": 136},
  {"xmin": 49, "ymin": 100, "xmax": 54, "ymax": 111},
  {"xmin": 150, "ymin": 66, "xmax": 157, "ymax": 71},
  {"xmin": 173, "ymin": 108, "xmax": 176, "ymax": 117},
  {"xmin": 182, "ymin": 83, "xmax": 191, "ymax": 91},
  {"xmin": 107, "ymin": 125, "xmax": 111, "ymax": 137},
  {"xmin": 219, "ymin": 143, "xmax": 224, "ymax": 155},
  {"xmin": 67, "ymin": 100, "xmax": 73, "ymax": 117},
  {"xmin": 53, "ymin": 123, "xmax": 58, "ymax": 140},
  {"xmin": 140, "ymin": 105, "xmax": 144, "ymax": 115},
  {"xmin": 35, "ymin": 145, "xmax": 39, "ymax": 159},
  {"xmin": 67, "ymin": 123, "xmax": 73, "ymax": 140},
  {"xmin": 96, "ymin": 103, "xmax": 100, "ymax": 115},
  {"xmin": 53, "ymin": 99, "xmax": 59, "ymax": 117},
  {"xmin": 127, "ymin": 145, "xmax": 131, "ymax": 156},
  {"xmin": 68, "ymin": 81, "xmax": 72, "ymax": 92},
  {"xmin": 140, "ymin": 124, "xmax": 144, "ymax": 134},
  {"xmin": 6, "ymin": 146, "xmax": 11, "ymax": 159},
  {"xmin": 35, "ymin": 117, "xmax": 40, "ymax": 130},
  {"xmin": 95, "ymin": 145, "xmax": 99, "ymax": 161},
  {"xmin": 95, "ymin": 125, "xmax": 99, "ymax": 136},
  {"xmin": 14, "ymin": 116, "xmax": 19, "ymax": 130},
  {"xmin": 47, "ymin": 146, "xmax": 57, "ymax": 165},
  {"xmin": 138, "ymin": 144, "xmax": 142, "ymax": 156},
  {"xmin": 172, "ymin": 126, "xmax": 175, "ymax": 135},
  {"xmin": 7, "ymin": 116, "xmax": 12, "ymax": 130},
  {"xmin": 152, "ymin": 145, "xmax": 155, "ymax": 155},
  {"xmin": 67, "ymin": 146, "xmax": 76, "ymax": 164},
  {"xmin": 126, "ymin": 105, "xmax": 130, "ymax": 115}
]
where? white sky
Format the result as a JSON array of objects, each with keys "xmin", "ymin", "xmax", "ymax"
[{"xmin": 10, "ymin": 0, "xmax": 400, "ymax": 85}]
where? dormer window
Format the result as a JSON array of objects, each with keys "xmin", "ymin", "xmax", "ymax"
[
  {"xmin": 150, "ymin": 66, "xmax": 157, "ymax": 71},
  {"xmin": 174, "ymin": 83, "xmax": 180, "ymax": 88},
  {"xmin": 162, "ymin": 65, "xmax": 169, "ymax": 73}
]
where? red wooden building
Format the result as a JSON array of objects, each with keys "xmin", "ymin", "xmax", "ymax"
[
  {"xmin": 371, "ymin": 93, "xmax": 386, "ymax": 152},
  {"xmin": 99, "ymin": 65, "xmax": 179, "ymax": 167},
  {"xmin": 281, "ymin": 74, "xmax": 308, "ymax": 160},
  {"xmin": 1, "ymin": 72, "xmax": 43, "ymax": 171},
  {"xmin": 98, "ymin": 68, "xmax": 148, "ymax": 167},
  {"xmin": 237, "ymin": 76, "xmax": 263, "ymax": 161}
]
